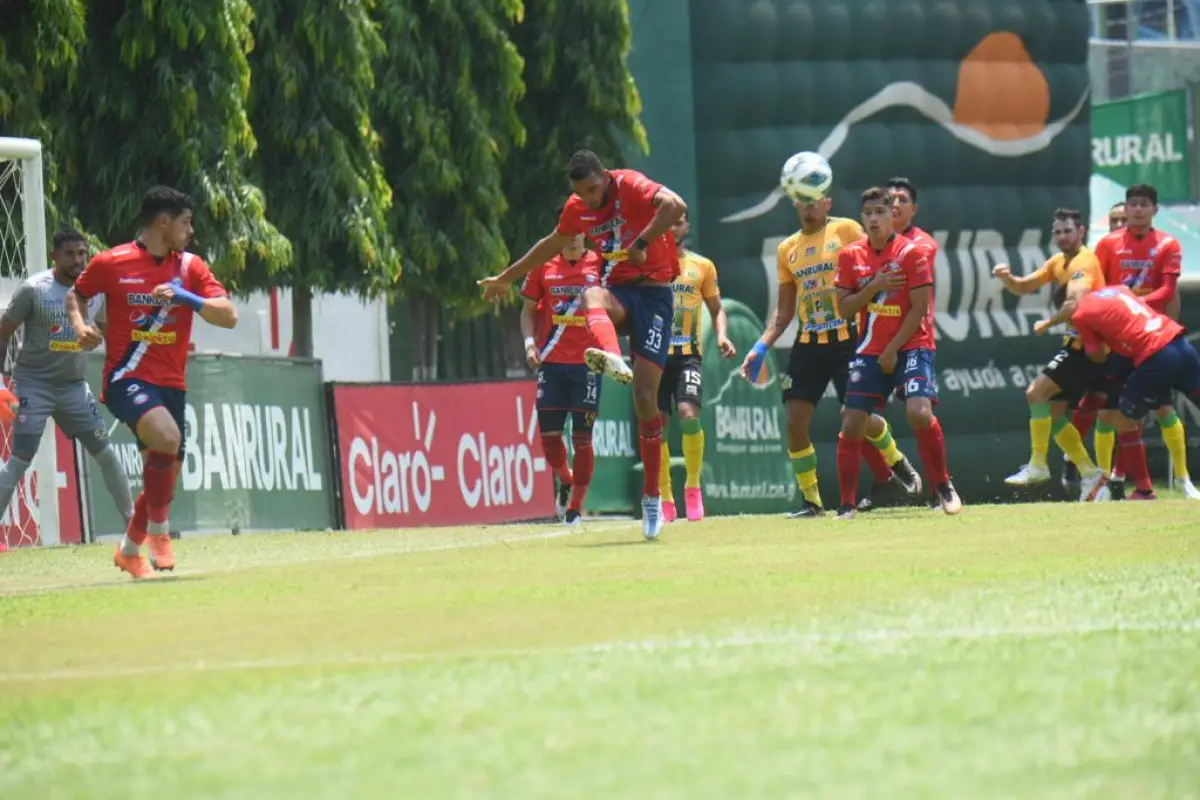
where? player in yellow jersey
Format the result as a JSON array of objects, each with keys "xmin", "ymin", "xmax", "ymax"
[
  {"xmin": 658, "ymin": 211, "xmax": 736, "ymax": 522},
  {"xmin": 991, "ymin": 208, "xmax": 1109, "ymax": 501},
  {"xmin": 740, "ymin": 192, "xmax": 922, "ymax": 518}
]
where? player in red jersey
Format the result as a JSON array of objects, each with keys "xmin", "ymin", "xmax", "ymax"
[
  {"xmin": 66, "ymin": 187, "xmax": 238, "ymax": 577},
  {"xmin": 479, "ymin": 151, "xmax": 687, "ymax": 540},
  {"xmin": 1070, "ymin": 285, "xmax": 1200, "ymax": 500},
  {"xmin": 835, "ymin": 187, "xmax": 962, "ymax": 519},
  {"xmin": 520, "ymin": 234, "xmax": 604, "ymax": 526},
  {"xmin": 1091, "ymin": 184, "xmax": 1196, "ymax": 499}
]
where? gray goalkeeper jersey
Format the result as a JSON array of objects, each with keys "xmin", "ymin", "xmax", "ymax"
[{"xmin": 2, "ymin": 270, "xmax": 102, "ymax": 384}]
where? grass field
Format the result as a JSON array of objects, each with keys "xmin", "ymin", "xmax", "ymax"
[{"xmin": 2, "ymin": 502, "xmax": 1198, "ymax": 799}]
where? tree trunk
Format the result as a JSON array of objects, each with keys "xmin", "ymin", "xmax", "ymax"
[
  {"xmin": 291, "ymin": 282, "xmax": 314, "ymax": 358},
  {"xmin": 410, "ymin": 294, "xmax": 439, "ymax": 381}
]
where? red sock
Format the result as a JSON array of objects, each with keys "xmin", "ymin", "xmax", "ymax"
[
  {"xmin": 127, "ymin": 492, "xmax": 149, "ymax": 545},
  {"xmin": 1118, "ymin": 430, "xmax": 1153, "ymax": 492},
  {"xmin": 861, "ymin": 443, "xmax": 892, "ymax": 483},
  {"xmin": 913, "ymin": 417, "xmax": 950, "ymax": 488},
  {"xmin": 1072, "ymin": 407, "xmax": 1097, "ymax": 440},
  {"xmin": 1113, "ymin": 447, "xmax": 1126, "ymax": 479},
  {"xmin": 143, "ymin": 452, "xmax": 177, "ymax": 525},
  {"xmin": 639, "ymin": 418, "xmax": 664, "ymax": 497},
  {"xmin": 540, "ymin": 434, "xmax": 573, "ymax": 484},
  {"xmin": 569, "ymin": 432, "xmax": 595, "ymax": 511},
  {"xmin": 585, "ymin": 308, "xmax": 621, "ymax": 355},
  {"xmin": 837, "ymin": 434, "xmax": 863, "ymax": 507}
]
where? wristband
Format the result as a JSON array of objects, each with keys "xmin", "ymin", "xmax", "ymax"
[
  {"xmin": 746, "ymin": 341, "xmax": 769, "ymax": 383},
  {"xmin": 524, "ymin": 336, "xmax": 536, "ymax": 349},
  {"xmin": 172, "ymin": 287, "xmax": 205, "ymax": 312}
]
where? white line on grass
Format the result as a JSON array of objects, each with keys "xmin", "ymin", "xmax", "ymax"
[{"xmin": 3, "ymin": 619, "xmax": 1196, "ymax": 684}]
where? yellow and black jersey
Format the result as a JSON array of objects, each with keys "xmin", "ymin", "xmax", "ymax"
[
  {"xmin": 668, "ymin": 249, "xmax": 720, "ymax": 356},
  {"xmin": 776, "ymin": 216, "xmax": 864, "ymax": 345}
]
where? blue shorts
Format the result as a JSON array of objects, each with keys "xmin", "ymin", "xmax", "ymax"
[
  {"xmin": 105, "ymin": 378, "xmax": 188, "ymax": 460},
  {"xmin": 1096, "ymin": 353, "xmax": 1135, "ymax": 411},
  {"xmin": 537, "ymin": 363, "xmax": 601, "ymax": 413},
  {"xmin": 845, "ymin": 348, "xmax": 938, "ymax": 412},
  {"xmin": 1119, "ymin": 336, "xmax": 1200, "ymax": 419},
  {"xmin": 608, "ymin": 284, "xmax": 673, "ymax": 369}
]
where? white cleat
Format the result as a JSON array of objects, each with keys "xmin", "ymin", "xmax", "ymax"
[
  {"xmin": 1178, "ymin": 476, "xmax": 1200, "ymax": 500},
  {"xmin": 936, "ymin": 483, "xmax": 963, "ymax": 515},
  {"xmin": 1004, "ymin": 464, "xmax": 1051, "ymax": 486},
  {"xmin": 1079, "ymin": 470, "xmax": 1110, "ymax": 502},
  {"xmin": 585, "ymin": 347, "xmax": 633, "ymax": 385},
  {"xmin": 641, "ymin": 496, "xmax": 664, "ymax": 541}
]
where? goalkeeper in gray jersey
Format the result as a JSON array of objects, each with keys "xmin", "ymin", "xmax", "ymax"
[{"xmin": 0, "ymin": 229, "xmax": 133, "ymax": 526}]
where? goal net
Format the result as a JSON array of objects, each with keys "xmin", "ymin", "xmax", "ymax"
[{"xmin": 0, "ymin": 138, "xmax": 62, "ymax": 548}]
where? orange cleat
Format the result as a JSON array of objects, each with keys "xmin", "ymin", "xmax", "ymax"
[
  {"xmin": 147, "ymin": 534, "xmax": 175, "ymax": 572},
  {"xmin": 113, "ymin": 547, "xmax": 150, "ymax": 579}
]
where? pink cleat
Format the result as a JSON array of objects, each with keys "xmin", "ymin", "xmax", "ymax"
[
  {"xmin": 685, "ymin": 487, "xmax": 705, "ymax": 521},
  {"xmin": 662, "ymin": 500, "xmax": 678, "ymax": 523}
]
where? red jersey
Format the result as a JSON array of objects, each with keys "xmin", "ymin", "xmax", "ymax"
[
  {"xmin": 74, "ymin": 242, "xmax": 228, "ymax": 393},
  {"xmin": 1073, "ymin": 285, "xmax": 1184, "ymax": 366},
  {"xmin": 897, "ymin": 223, "xmax": 939, "ymax": 342},
  {"xmin": 836, "ymin": 235, "xmax": 935, "ymax": 356},
  {"xmin": 521, "ymin": 252, "xmax": 602, "ymax": 365},
  {"xmin": 1093, "ymin": 227, "xmax": 1181, "ymax": 312},
  {"xmin": 557, "ymin": 168, "xmax": 679, "ymax": 285}
]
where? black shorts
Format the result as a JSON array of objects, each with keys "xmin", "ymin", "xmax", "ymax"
[
  {"xmin": 657, "ymin": 353, "xmax": 703, "ymax": 413},
  {"xmin": 783, "ymin": 338, "xmax": 856, "ymax": 406},
  {"xmin": 1041, "ymin": 347, "xmax": 1098, "ymax": 406},
  {"xmin": 105, "ymin": 378, "xmax": 188, "ymax": 461},
  {"xmin": 1097, "ymin": 354, "xmax": 1136, "ymax": 411}
]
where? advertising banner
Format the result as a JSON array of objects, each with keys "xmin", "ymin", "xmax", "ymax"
[
  {"xmin": 0, "ymin": 427, "xmax": 83, "ymax": 547},
  {"xmin": 1092, "ymin": 89, "xmax": 1191, "ymax": 204}
]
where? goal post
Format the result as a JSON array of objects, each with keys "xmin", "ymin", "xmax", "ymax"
[{"xmin": 0, "ymin": 136, "xmax": 62, "ymax": 547}]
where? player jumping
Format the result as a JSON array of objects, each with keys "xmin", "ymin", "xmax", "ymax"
[
  {"xmin": 0, "ymin": 229, "xmax": 135, "ymax": 531},
  {"xmin": 519, "ymin": 233, "xmax": 603, "ymax": 526},
  {"xmin": 1069, "ymin": 285, "xmax": 1200, "ymax": 499},
  {"xmin": 66, "ymin": 187, "xmax": 239, "ymax": 577},
  {"xmin": 658, "ymin": 211, "xmax": 735, "ymax": 523},
  {"xmin": 742, "ymin": 191, "xmax": 921, "ymax": 518},
  {"xmin": 835, "ymin": 187, "xmax": 961, "ymax": 518},
  {"xmin": 479, "ymin": 151, "xmax": 685, "ymax": 540},
  {"xmin": 991, "ymin": 208, "xmax": 1110, "ymax": 500}
]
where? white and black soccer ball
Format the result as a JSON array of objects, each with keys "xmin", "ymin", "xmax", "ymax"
[{"xmin": 779, "ymin": 151, "xmax": 833, "ymax": 203}]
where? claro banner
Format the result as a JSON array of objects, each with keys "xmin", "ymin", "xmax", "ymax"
[{"xmin": 330, "ymin": 381, "xmax": 555, "ymax": 529}]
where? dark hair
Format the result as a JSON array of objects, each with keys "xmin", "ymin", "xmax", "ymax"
[
  {"xmin": 1125, "ymin": 184, "xmax": 1158, "ymax": 205},
  {"xmin": 1109, "ymin": 201, "xmax": 1126, "ymax": 211},
  {"xmin": 1052, "ymin": 208, "xmax": 1083, "ymax": 227},
  {"xmin": 566, "ymin": 150, "xmax": 605, "ymax": 182},
  {"xmin": 138, "ymin": 186, "xmax": 194, "ymax": 227},
  {"xmin": 886, "ymin": 176, "xmax": 918, "ymax": 203},
  {"xmin": 52, "ymin": 228, "xmax": 86, "ymax": 250},
  {"xmin": 860, "ymin": 186, "xmax": 891, "ymax": 206}
]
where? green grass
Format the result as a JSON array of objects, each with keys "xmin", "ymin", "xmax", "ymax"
[{"xmin": 1, "ymin": 503, "xmax": 1198, "ymax": 799}]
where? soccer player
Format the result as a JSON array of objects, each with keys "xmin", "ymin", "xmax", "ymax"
[
  {"xmin": 835, "ymin": 187, "xmax": 961, "ymax": 518},
  {"xmin": 991, "ymin": 208, "xmax": 1110, "ymax": 500},
  {"xmin": 66, "ymin": 187, "xmax": 238, "ymax": 578},
  {"xmin": 1069, "ymin": 285, "xmax": 1200, "ymax": 499},
  {"xmin": 478, "ymin": 151, "xmax": 685, "ymax": 540},
  {"xmin": 888, "ymin": 177, "xmax": 939, "ymax": 257},
  {"xmin": 657, "ymin": 211, "xmax": 734, "ymax": 523},
  {"xmin": 741, "ymin": 192, "xmax": 921, "ymax": 518},
  {"xmin": 1092, "ymin": 184, "xmax": 1196, "ymax": 498},
  {"xmin": 0, "ymin": 229, "xmax": 135, "ymax": 530},
  {"xmin": 519, "ymin": 233, "xmax": 603, "ymax": 525}
]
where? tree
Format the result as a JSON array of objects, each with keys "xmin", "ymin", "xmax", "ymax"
[
  {"xmin": 40, "ymin": 2, "xmax": 291, "ymax": 280},
  {"xmin": 245, "ymin": 0, "xmax": 401, "ymax": 358},
  {"xmin": 371, "ymin": 0, "xmax": 526, "ymax": 377}
]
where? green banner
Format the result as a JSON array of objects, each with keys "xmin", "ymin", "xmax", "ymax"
[
  {"xmin": 82, "ymin": 354, "xmax": 336, "ymax": 536},
  {"xmin": 1092, "ymin": 90, "xmax": 1191, "ymax": 204}
]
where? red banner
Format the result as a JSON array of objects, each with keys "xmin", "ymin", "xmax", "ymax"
[
  {"xmin": 0, "ymin": 428, "xmax": 84, "ymax": 548},
  {"xmin": 331, "ymin": 381, "xmax": 555, "ymax": 529}
]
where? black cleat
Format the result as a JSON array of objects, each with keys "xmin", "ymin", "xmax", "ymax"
[
  {"xmin": 891, "ymin": 456, "xmax": 923, "ymax": 497},
  {"xmin": 555, "ymin": 482, "xmax": 572, "ymax": 520},
  {"xmin": 787, "ymin": 500, "xmax": 825, "ymax": 519},
  {"xmin": 1109, "ymin": 479, "xmax": 1126, "ymax": 501},
  {"xmin": 563, "ymin": 509, "xmax": 582, "ymax": 524},
  {"xmin": 858, "ymin": 479, "xmax": 898, "ymax": 512},
  {"xmin": 836, "ymin": 505, "xmax": 857, "ymax": 521},
  {"xmin": 1062, "ymin": 458, "xmax": 1080, "ymax": 491}
]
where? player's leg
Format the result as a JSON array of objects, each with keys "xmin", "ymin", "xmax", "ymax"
[
  {"xmin": 897, "ymin": 349, "xmax": 961, "ymax": 514},
  {"xmin": 1007, "ymin": 351, "xmax": 1073, "ymax": 485},
  {"xmin": 1155, "ymin": 400, "xmax": 1196, "ymax": 497},
  {"xmin": 566, "ymin": 410, "xmax": 598, "ymax": 524},
  {"xmin": 676, "ymin": 356, "xmax": 706, "ymax": 521},
  {"xmin": 0, "ymin": 380, "xmax": 52, "ymax": 520},
  {"xmin": 845, "ymin": 346, "xmax": 921, "ymax": 511},
  {"xmin": 581, "ymin": 286, "xmax": 633, "ymax": 384},
  {"xmin": 53, "ymin": 381, "xmax": 134, "ymax": 526},
  {"xmin": 535, "ymin": 365, "xmax": 575, "ymax": 521},
  {"xmin": 1063, "ymin": 396, "xmax": 1100, "ymax": 490},
  {"xmin": 1045, "ymin": 398, "xmax": 1107, "ymax": 501},
  {"xmin": 781, "ymin": 343, "xmax": 828, "ymax": 517},
  {"xmin": 1098, "ymin": 355, "xmax": 1136, "ymax": 496},
  {"xmin": 837, "ymin": 355, "xmax": 890, "ymax": 519},
  {"xmin": 657, "ymin": 359, "xmax": 679, "ymax": 522}
]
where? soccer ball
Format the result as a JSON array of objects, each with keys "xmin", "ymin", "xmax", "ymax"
[{"xmin": 780, "ymin": 151, "xmax": 833, "ymax": 203}]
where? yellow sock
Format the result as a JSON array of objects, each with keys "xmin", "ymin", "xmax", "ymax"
[
  {"xmin": 1159, "ymin": 411, "xmax": 1190, "ymax": 480},
  {"xmin": 1095, "ymin": 423, "xmax": 1115, "ymax": 474},
  {"xmin": 1029, "ymin": 403, "xmax": 1052, "ymax": 469},
  {"xmin": 789, "ymin": 446, "xmax": 821, "ymax": 507},
  {"xmin": 681, "ymin": 427, "xmax": 705, "ymax": 488},
  {"xmin": 866, "ymin": 419, "xmax": 904, "ymax": 466},
  {"xmin": 659, "ymin": 441, "xmax": 673, "ymax": 500},
  {"xmin": 1052, "ymin": 416, "xmax": 1097, "ymax": 473}
]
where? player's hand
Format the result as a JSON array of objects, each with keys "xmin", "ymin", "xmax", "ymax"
[
  {"xmin": 992, "ymin": 263, "xmax": 1012, "ymax": 280},
  {"xmin": 626, "ymin": 245, "xmax": 647, "ymax": 266},
  {"xmin": 717, "ymin": 335, "xmax": 736, "ymax": 358},
  {"xmin": 871, "ymin": 269, "xmax": 906, "ymax": 292},
  {"xmin": 76, "ymin": 324, "xmax": 102, "ymax": 350},
  {"xmin": 151, "ymin": 283, "xmax": 177, "ymax": 303},
  {"xmin": 879, "ymin": 347, "xmax": 898, "ymax": 375},
  {"xmin": 525, "ymin": 344, "xmax": 540, "ymax": 369},
  {"xmin": 1033, "ymin": 319, "xmax": 1053, "ymax": 336},
  {"xmin": 477, "ymin": 275, "xmax": 512, "ymax": 303}
]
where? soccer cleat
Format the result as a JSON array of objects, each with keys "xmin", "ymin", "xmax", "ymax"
[
  {"xmin": 1079, "ymin": 470, "xmax": 1110, "ymax": 503},
  {"xmin": 585, "ymin": 348, "xmax": 633, "ymax": 385},
  {"xmin": 555, "ymin": 482, "xmax": 571, "ymax": 521},
  {"xmin": 1177, "ymin": 477, "xmax": 1200, "ymax": 500},
  {"xmin": 1108, "ymin": 479, "xmax": 1126, "ymax": 502},
  {"xmin": 113, "ymin": 547, "xmax": 150, "ymax": 579},
  {"xmin": 835, "ymin": 505, "xmax": 856, "ymax": 521},
  {"xmin": 1005, "ymin": 463, "xmax": 1051, "ymax": 486},
  {"xmin": 147, "ymin": 534, "xmax": 175, "ymax": 572},
  {"xmin": 857, "ymin": 479, "xmax": 897, "ymax": 512},
  {"xmin": 563, "ymin": 509, "xmax": 582, "ymax": 527},
  {"xmin": 787, "ymin": 500, "xmax": 825, "ymax": 519},
  {"xmin": 936, "ymin": 482, "xmax": 963, "ymax": 515},
  {"xmin": 891, "ymin": 456, "xmax": 923, "ymax": 497},
  {"xmin": 684, "ymin": 487, "xmax": 705, "ymax": 522},
  {"xmin": 1062, "ymin": 455, "xmax": 1080, "ymax": 491},
  {"xmin": 641, "ymin": 496, "xmax": 664, "ymax": 540},
  {"xmin": 661, "ymin": 500, "xmax": 678, "ymax": 523},
  {"xmin": 1127, "ymin": 489, "xmax": 1157, "ymax": 501}
]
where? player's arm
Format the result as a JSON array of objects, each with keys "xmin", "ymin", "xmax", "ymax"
[
  {"xmin": 701, "ymin": 262, "xmax": 734, "ymax": 356},
  {"xmin": 0, "ymin": 285, "xmax": 32, "ymax": 363},
  {"xmin": 835, "ymin": 255, "xmax": 894, "ymax": 317},
  {"xmin": 488, "ymin": 231, "xmax": 575, "ymax": 293},
  {"xmin": 636, "ymin": 187, "xmax": 688, "ymax": 248},
  {"xmin": 168, "ymin": 262, "xmax": 237, "ymax": 328},
  {"xmin": 1094, "ymin": 236, "xmax": 1119, "ymax": 285},
  {"xmin": 756, "ymin": 246, "xmax": 799, "ymax": 348},
  {"xmin": 519, "ymin": 297, "xmax": 540, "ymax": 368},
  {"xmin": 67, "ymin": 254, "xmax": 107, "ymax": 348},
  {"xmin": 1143, "ymin": 239, "xmax": 1182, "ymax": 313},
  {"xmin": 993, "ymin": 260, "xmax": 1049, "ymax": 294}
]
